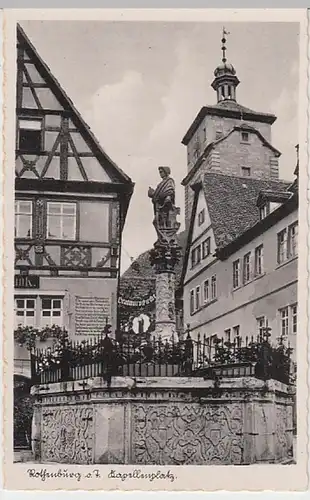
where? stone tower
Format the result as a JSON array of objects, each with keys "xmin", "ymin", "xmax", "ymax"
[{"xmin": 181, "ymin": 28, "xmax": 281, "ymax": 229}]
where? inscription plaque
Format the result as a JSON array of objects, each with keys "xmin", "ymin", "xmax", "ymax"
[
  {"xmin": 14, "ymin": 275, "xmax": 40, "ymax": 289},
  {"xmin": 75, "ymin": 296, "xmax": 111, "ymax": 335}
]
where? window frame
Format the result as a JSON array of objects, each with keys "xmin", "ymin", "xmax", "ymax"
[
  {"xmin": 256, "ymin": 316, "xmax": 267, "ymax": 337},
  {"xmin": 254, "ymin": 244, "xmax": 264, "ymax": 276},
  {"xmin": 211, "ymin": 275, "xmax": 217, "ymax": 300},
  {"xmin": 203, "ymin": 279, "xmax": 209, "ymax": 303},
  {"xmin": 41, "ymin": 297, "xmax": 63, "ymax": 327},
  {"xmin": 232, "ymin": 325, "xmax": 240, "ymax": 343},
  {"xmin": 291, "ymin": 304, "xmax": 297, "ymax": 335},
  {"xmin": 14, "ymin": 294, "xmax": 64, "ymax": 329},
  {"xmin": 241, "ymin": 166, "xmax": 251, "ymax": 177},
  {"xmin": 233, "ymin": 259, "xmax": 240, "ymax": 289},
  {"xmin": 241, "ymin": 131, "xmax": 249, "ymax": 143},
  {"xmin": 279, "ymin": 306, "xmax": 289, "ymax": 338},
  {"xmin": 277, "ymin": 228, "xmax": 288, "ymax": 265},
  {"xmin": 243, "ymin": 252, "xmax": 251, "ymax": 284},
  {"xmin": 190, "ymin": 289, "xmax": 195, "ymax": 315},
  {"xmin": 46, "ymin": 201, "xmax": 77, "ymax": 241},
  {"xmin": 259, "ymin": 203, "xmax": 270, "ymax": 220},
  {"xmin": 191, "ymin": 244, "xmax": 202, "ymax": 269},
  {"xmin": 224, "ymin": 328, "xmax": 231, "ymax": 342},
  {"xmin": 18, "ymin": 116, "xmax": 44, "ymax": 154},
  {"xmin": 14, "ymin": 297, "xmax": 36, "ymax": 327},
  {"xmin": 195, "ymin": 286, "xmax": 201, "ymax": 310},
  {"xmin": 15, "ymin": 199, "xmax": 33, "ymax": 239},
  {"xmin": 287, "ymin": 222, "xmax": 298, "ymax": 259},
  {"xmin": 202, "ymin": 237, "xmax": 211, "ymax": 259},
  {"xmin": 198, "ymin": 209, "xmax": 205, "ymax": 226}
]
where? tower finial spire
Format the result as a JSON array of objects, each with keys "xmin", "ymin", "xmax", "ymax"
[
  {"xmin": 221, "ymin": 27, "xmax": 230, "ymax": 63},
  {"xmin": 212, "ymin": 28, "xmax": 239, "ymax": 103}
]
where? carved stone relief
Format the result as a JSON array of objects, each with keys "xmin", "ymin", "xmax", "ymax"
[
  {"xmin": 132, "ymin": 403, "xmax": 243, "ymax": 465},
  {"xmin": 274, "ymin": 404, "xmax": 290, "ymax": 461},
  {"xmin": 41, "ymin": 406, "xmax": 94, "ymax": 464}
]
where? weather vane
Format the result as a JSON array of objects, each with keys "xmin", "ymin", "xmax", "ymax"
[{"xmin": 221, "ymin": 27, "xmax": 230, "ymax": 63}]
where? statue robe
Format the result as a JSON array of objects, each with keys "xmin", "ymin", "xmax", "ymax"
[{"xmin": 150, "ymin": 176, "xmax": 175, "ymax": 214}]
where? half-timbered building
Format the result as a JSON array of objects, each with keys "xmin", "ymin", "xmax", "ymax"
[{"xmin": 14, "ymin": 25, "xmax": 134, "ymax": 380}]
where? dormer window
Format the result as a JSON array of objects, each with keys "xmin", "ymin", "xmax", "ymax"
[
  {"xmin": 18, "ymin": 117, "xmax": 43, "ymax": 154},
  {"xmin": 241, "ymin": 131, "xmax": 249, "ymax": 143},
  {"xmin": 259, "ymin": 203, "xmax": 270, "ymax": 220}
]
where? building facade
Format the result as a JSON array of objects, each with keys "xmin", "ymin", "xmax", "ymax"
[
  {"xmin": 181, "ymin": 172, "xmax": 298, "ymax": 358},
  {"xmin": 179, "ymin": 31, "xmax": 298, "ymax": 359},
  {"xmin": 14, "ymin": 25, "xmax": 134, "ymax": 380}
]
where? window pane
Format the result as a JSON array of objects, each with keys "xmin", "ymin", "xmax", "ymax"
[
  {"xmin": 42, "ymin": 298, "xmax": 52, "ymax": 309},
  {"xmin": 17, "ymin": 214, "xmax": 32, "ymax": 238},
  {"xmin": 63, "ymin": 204, "xmax": 76, "ymax": 215},
  {"xmin": 48, "ymin": 203, "xmax": 62, "ymax": 214},
  {"xmin": 53, "ymin": 299, "xmax": 61, "ymax": 309},
  {"xmin": 16, "ymin": 299, "xmax": 24, "ymax": 308},
  {"xmin": 26, "ymin": 299, "xmax": 35, "ymax": 308},
  {"xmin": 19, "ymin": 119, "xmax": 42, "ymax": 130},
  {"xmin": 53, "ymin": 311, "xmax": 61, "ymax": 317},
  {"xmin": 62, "ymin": 216, "xmax": 75, "ymax": 239},
  {"xmin": 47, "ymin": 216, "xmax": 61, "ymax": 239},
  {"xmin": 16, "ymin": 311, "xmax": 24, "ymax": 316},
  {"xmin": 26, "ymin": 311, "xmax": 35, "ymax": 316},
  {"xmin": 18, "ymin": 201, "xmax": 32, "ymax": 214},
  {"xmin": 42, "ymin": 311, "xmax": 51, "ymax": 316}
]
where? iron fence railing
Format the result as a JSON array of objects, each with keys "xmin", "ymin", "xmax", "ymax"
[{"xmin": 30, "ymin": 329, "xmax": 294, "ymax": 386}]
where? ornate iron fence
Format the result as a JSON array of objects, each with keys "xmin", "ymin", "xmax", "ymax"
[{"xmin": 30, "ymin": 328, "xmax": 293, "ymax": 386}]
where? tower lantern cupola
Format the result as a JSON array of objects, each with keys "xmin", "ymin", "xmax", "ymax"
[{"xmin": 212, "ymin": 28, "xmax": 240, "ymax": 103}]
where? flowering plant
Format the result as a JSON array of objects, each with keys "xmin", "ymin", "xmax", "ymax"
[{"xmin": 14, "ymin": 324, "xmax": 67, "ymax": 350}]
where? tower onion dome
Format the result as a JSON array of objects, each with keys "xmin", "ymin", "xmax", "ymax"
[
  {"xmin": 214, "ymin": 61, "xmax": 236, "ymax": 77},
  {"xmin": 211, "ymin": 28, "xmax": 240, "ymax": 103}
]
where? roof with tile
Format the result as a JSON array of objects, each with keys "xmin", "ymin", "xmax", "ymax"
[{"xmin": 201, "ymin": 172, "xmax": 291, "ymax": 248}]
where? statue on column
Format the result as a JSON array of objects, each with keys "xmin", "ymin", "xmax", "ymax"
[
  {"xmin": 148, "ymin": 166, "xmax": 180, "ymax": 247},
  {"xmin": 148, "ymin": 167, "xmax": 181, "ymax": 273}
]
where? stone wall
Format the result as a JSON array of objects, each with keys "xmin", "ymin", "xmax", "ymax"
[{"xmin": 31, "ymin": 376, "xmax": 294, "ymax": 465}]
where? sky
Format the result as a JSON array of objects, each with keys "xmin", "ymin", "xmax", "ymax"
[{"xmin": 20, "ymin": 20, "xmax": 300, "ymax": 273}]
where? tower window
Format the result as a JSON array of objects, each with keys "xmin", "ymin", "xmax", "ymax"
[
  {"xmin": 18, "ymin": 118, "xmax": 43, "ymax": 154},
  {"xmin": 241, "ymin": 132, "xmax": 249, "ymax": 143},
  {"xmin": 241, "ymin": 167, "xmax": 251, "ymax": 177},
  {"xmin": 228, "ymin": 86, "xmax": 232, "ymax": 99}
]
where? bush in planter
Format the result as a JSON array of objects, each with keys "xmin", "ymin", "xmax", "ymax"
[{"xmin": 14, "ymin": 324, "xmax": 68, "ymax": 350}]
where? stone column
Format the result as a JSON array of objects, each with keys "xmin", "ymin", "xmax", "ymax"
[
  {"xmin": 149, "ymin": 243, "xmax": 181, "ymax": 340},
  {"xmin": 155, "ymin": 272, "xmax": 176, "ymax": 340},
  {"xmin": 148, "ymin": 166, "xmax": 182, "ymax": 340}
]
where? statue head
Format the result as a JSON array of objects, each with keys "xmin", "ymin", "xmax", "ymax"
[{"xmin": 158, "ymin": 166, "xmax": 170, "ymax": 179}]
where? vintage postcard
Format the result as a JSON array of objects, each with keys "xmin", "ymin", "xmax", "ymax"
[{"xmin": 2, "ymin": 8, "xmax": 309, "ymax": 492}]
